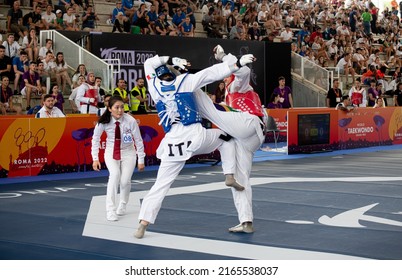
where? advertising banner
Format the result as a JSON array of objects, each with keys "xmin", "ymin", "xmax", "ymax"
[
  {"xmin": 4, "ymin": 106, "xmax": 400, "ymax": 177},
  {"xmin": 89, "ymin": 33, "xmax": 267, "ymax": 103},
  {"xmin": 287, "ymin": 107, "xmax": 402, "ymax": 154},
  {"xmin": 0, "ymin": 115, "xmax": 165, "ymax": 178},
  {"xmin": 265, "ymin": 108, "xmax": 288, "ymax": 142}
]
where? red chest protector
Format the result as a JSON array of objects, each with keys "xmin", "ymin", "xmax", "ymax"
[
  {"xmin": 225, "ymin": 90, "xmax": 264, "ymax": 117},
  {"xmin": 81, "ymin": 88, "xmax": 98, "ymax": 107},
  {"xmin": 351, "ymin": 91, "xmax": 363, "ymax": 106}
]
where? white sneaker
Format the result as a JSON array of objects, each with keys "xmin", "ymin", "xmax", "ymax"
[
  {"xmin": 134, "ymin": 223, "xmax": 148, "ymax": 239},
  {"xmin": 116, "ymin": 204, "xmax": 126, "ymax": 215},
  {"xmin": 228, "ymin": 222, "xmax": 254, "ymax": 233},
  {"xmin": 106, "ymin": 212, "xmax": 118, "ymax": 221}
]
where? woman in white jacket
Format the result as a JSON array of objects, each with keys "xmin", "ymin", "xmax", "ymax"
[{"xmin": 91, "ymin": 96, "xmax": 145, "ymax": 221}]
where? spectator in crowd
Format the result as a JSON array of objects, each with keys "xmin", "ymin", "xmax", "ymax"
[
  {"xmin": 72, "ymin": 64, "xmax": 87, "ymax": 88},
  {"xmin": 337, "ymin": 21, "xmax": 351, "ymax": 40},
  {"xmin": 63, "ymin": 7, "xmax": 80, "ymax": 31},
  {"xmin": 213, "ymin": 81, "xmax": 225, "ymax": 104},
  {"xmin": 41, "ymin": 4, "xmax": 57, "ymax": 30},
  {"xmin": 181, "ymin": 16, "xmax": 194, "ymax": 37},
  {"xmin": 21, "ymin": 28, "xmax": 39, "ymax": 62},
  {"xmin": 0, "ymin": 76, "xmax": 22, "ymax": 115},
  {"xmin": 38, "ymin": 39, "xmax": 53, "ymax": 60},
  {"xmin": 348, "ymin": 6, "xmax": 358, "ymax": 38},
  {"xmin": 111, "ymin": 1, "xmax": 125, "ymax": 24},
  {"xmin": 326, "ymin": 78, "xmax": 342, "ymax": 108},
  {"xmin": 352, "ymin": 47, "xmax": 367, "ymax": 74},
  {"xmin": 201, "ymin": 0, "xmax": 213, "ymax": 17},
  {"xmin": 202, "ymin": 7, "xmax": 224, "ymax": 38},
  {"xmin": 49, "ymin": 84, "xmax": 65, "ymax": 112},
  {"xmin": 336, "ymin": 52, "xmax": 355, "ymax": 86},
  {"xmin": 122, "ymin": 0, "xmax": 136, "ymax": 20},
  {"xmin": 41, "ymin": 50, "xmax": 57, "ymax": 81},
  {"xmin": 112, "ymin": 12, "xmax": 131, "ymax": 33},
  {"xmin": 12, "ymin": 50, "xmax": 29, "ymax": 94},
  {"xmin": 336, "ymin": 95, "xmax": 356, "ymax": 112},
  {"xmin": 75, "ymin": 0, "xmax": 89, "ymax": 10},
  {"xmin": 113, "ymin": 78, "xmax": 130, "ymax": 113},
  {"xmin": 373, "ymin": 96, "xmax": 385, "ymax": 108},
  {"xmin": 376, "ymin": 81, "xmax": 386, "ymax": 104},
  {"xmin": 2, "ymin": 33, "xmax": 20, "ymax": 59},
  {"xmin": 367, "ymin": 79, "xmax": 380, "ymax": 107},
  {"xmin": 273, "ymin": 76, "xmax": 293, "ymax": 109},
  {"xmin": 394, "ymin": 82, "xmax": 402, "ymax": 106},
  {"xmin": 147, "ymin": 4, "xmax": 158, "ymax": 33},
  {"xmin": 97, "ymin": 93, "xmax": 111, "ymax": 116},
  {"xmin": 181, "ymin": 2, "xmax": 196, "ymax": 29},
  {"xmin": 0, "ymin": 45, "xmax": 12, "ymax": 80},
  {"xmin": 348, "ymin": 78, "xmax": 367, "ymax": 107},
  {"xmin": 36, "ymin": 60, "xmax": 49, "ymax": 90},
  {"xmin": 280, "ymin": 24, "xmax": 293, "ymax": 42},
  {"xmin": 81, "ymin": 5, "xmax": 99, "ymax": 31},
  {"xmin": 361, "ymin": 8, "xmax": 372, "ymax": 36},
  {"xmin": 21, "ymin": 61, "xmax": 45, "ymax": 111},
  {"xmin": 248, "ymin": 21, "xmax": 262, "ymax": 41},
  {"xmin": 172, "ymin": 6, "xmax": 186, "ymax": 31},
  {"xmin": 130, "ymin": 77, "xmax": 150, "ymax": 114},
  {"xmin": 69, "ymin": 74, "xmax": 85, "ymax": 113},
  {"xmin": 54, "ymin": 52, "xmax": 72, "ymax": 93},
  {"xmin": 298, "ymin": 25, "xmax": 310, "ymax": 48},
  {"xmin": 310, "ymin": 26, "xmax": 323, "ymax": 43},
  {"xmin": 370, "ymin": 2, "xmax": 379, "ymax": 34},
  {"xmin": 36, "ymin": 93, "xmax": 65, "ymax": 118},
  {"xmin": 7, "ymin": 1, "xmax": 28, "ymax": 40},
  {"xmin": 226, "ymin": 6, "xmax": 239, "ymax": 32},
  {"xmin": 54, "ymin": 10, "xmax": 65, "ymax": 30},
  {"xmin": 266, "ymin": 92, "xmax": 283, "ymax": 109},
  {"xmin": 133, "ymin": 3, "xmax": 151, "ymax": 34},
  {"xmin": 58, "ymin": 0, "xmax": 79, "ymax": 14},
  {"xmin": 362, "ymin": 64, "xmax": 377, "ymax": 85},
  {"xmin": 328, "ymin": 40, "xmax": 339, "ymax": 65},
  {"xmin": 155, "ymin": 12, "xmax": 177, "ymax": 36},
  {"xmin": 25, "ymin": 5, "xmax": 46, "ymax": 33},
  {"xmin": 229, "ymin": 20, "xmax": 245, "ymax": 40},
  {"xmin": 76, "ymin": 72, "xmax": 100, "ymax": 114},
  {"xmin": 298, "ymin": 45, "xmax": 308, "ymax": 56},
  {"xmin": 95, "ymin": 76, "xmax": 106, "ymax": 108},
  {"xmin": 32, "ymin": 0, "xmax": 49, "ymax": 10}
]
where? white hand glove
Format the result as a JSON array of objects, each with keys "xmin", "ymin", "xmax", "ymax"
[
  {"xmin": 89, "ymin": 98, "xmax": 95, "ymax": 103},
  {"xmin": 172, "ymin": 57, "xmax": 190, "ymax": 70},
  {"xmin": 213, "ymin": 45, "xmax": 226, "ymax": 61},
  {"xmin": 239, "ymin": 54, "xmax": 256, "ymax": 67}
]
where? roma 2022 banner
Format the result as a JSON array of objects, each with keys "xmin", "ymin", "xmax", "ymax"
[{"xmin": 0, "ymin": 114, "xmax": 165, "ymax": 178}]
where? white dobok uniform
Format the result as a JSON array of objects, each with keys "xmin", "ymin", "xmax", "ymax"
[
  {"xmin": 138, "ymin": 55, "xmax": 240, "ymax": 224},
  {"xmin": 193, "ymin": 53, "xmax": 264, "ymax": 224}
]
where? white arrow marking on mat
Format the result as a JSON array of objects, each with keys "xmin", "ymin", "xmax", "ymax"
[
  {"xmin": 318, "ymin": 203, "xmax": 402, "ymax": 228},
  {"xmin": 83, "ymin": 176, "xmax": 402, "ymax": 260}
]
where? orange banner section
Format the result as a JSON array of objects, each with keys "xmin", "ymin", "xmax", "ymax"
[
  {"xmin": 286, "ymin": 107, "xmax": 402, "ymax": 154},
  {"xmin": 0, "ymin": 114, "xmax": 165, "ymax": 178}
]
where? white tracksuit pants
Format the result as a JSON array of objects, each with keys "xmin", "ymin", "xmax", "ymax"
[
  {"xmin": 138, "ymin": 125, "xmax": 236, "ymax": 224},
  {"xmin": 194, "ymin": 89, "xmax": 264, "ymax": 224},
  {"xmin": 104, "ymin": 147, "xmax": 137, "ymax": 213}
]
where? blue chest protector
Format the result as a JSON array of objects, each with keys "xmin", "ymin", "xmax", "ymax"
[{"xmin": 153, "ymin": 74, "xmax": 202, "ymax": 133}]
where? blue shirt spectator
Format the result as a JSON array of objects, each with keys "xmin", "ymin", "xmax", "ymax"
[
  {"xmin": 112, "ymin": 1, "xmax": 126, "ymax": 24},
  {"xmin": 122, "ymin": 0, "xmax": 134, "ymax": 10},
  {"xmin": 172, "ymin": 9, "xmax": 186, "ymax": 28},
  {"xmin": 147, "ymin": 6, "xmax": 158, "ymax": 24},
  {"xmin": 12, "ymin": 55, "xmax": 29, "ymax": 73}
]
